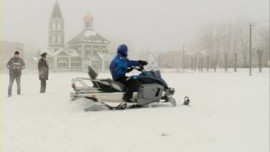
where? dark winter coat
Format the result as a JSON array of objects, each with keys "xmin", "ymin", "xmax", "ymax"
[
  {"xmin": 6, "ymin": 57, "xmax": 25, "ymax": 77},
  {"xmin": 38, "ymin": 58, "xmax": 49, "ymax": 80}
]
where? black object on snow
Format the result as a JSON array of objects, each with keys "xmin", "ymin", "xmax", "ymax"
[{"xmin": 183, "ymin": 96, "xmax": 190, "ymax": 106}]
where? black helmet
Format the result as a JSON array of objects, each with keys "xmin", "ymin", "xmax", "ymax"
[{"xmin": 41, "ymin": 52, "xmax": 47, "ymax": 57}]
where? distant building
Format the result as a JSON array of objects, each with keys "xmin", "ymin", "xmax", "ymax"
[
  {"xmin": 40, "ymin": 0, "xmax": 112, "ymax": 71},
  {"xmin": 48, "ymin": 0, "xmax": 65, "ymax": 52},
  {"xmin": 67, "ymin": 11, "xmax": 110, "ymax": 70},
  {"xmin": 1, "ymin": 41, "xmax": 24, "ymax": 71}
]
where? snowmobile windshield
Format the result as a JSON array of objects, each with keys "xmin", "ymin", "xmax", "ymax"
[{"xmin": 144, "ymin": 54, "xmax": 161, "ymax": 77}]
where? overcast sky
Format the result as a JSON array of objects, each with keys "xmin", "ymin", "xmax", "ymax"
[{"xmin": 2, "ymin": 0, "xmax": 269, "ymax": 52}]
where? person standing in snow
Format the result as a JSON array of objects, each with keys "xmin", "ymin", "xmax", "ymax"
[
  {"xmin": 6, "ymin": 51, "xmax": 25, "ymax": 97},
  {"xmin": 110, "ymin": 44, "xmax": 148, "ymax": 102},
  {"xmin": 38, "ymin": 53, "xmax": 49, "ymax": 93}
]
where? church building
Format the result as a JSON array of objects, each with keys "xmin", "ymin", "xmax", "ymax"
[{"xmin": 40, "ymin": 0, "xmax": 112, "ymax": 71}]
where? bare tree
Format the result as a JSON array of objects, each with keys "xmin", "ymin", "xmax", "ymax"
[{"xmin": 238, "ymin": 26, "xmax": 249, "ymax": 67}]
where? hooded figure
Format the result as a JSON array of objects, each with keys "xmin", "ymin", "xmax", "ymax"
[
  {"xmin": 110, "ymin": 44, "xmax": 147, "ymax": 102},
  {"xmin": 6, "ymin": 51, "xmax": 25, "ymax": 97},
  {"xmin": 38, "ymin": 52, "xmax": 49, "ymax": 93}
]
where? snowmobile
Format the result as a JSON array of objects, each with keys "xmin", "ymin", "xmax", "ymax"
[{"xmin": 70, "ymin": 55, "xmax": 176, "ymax": 110}]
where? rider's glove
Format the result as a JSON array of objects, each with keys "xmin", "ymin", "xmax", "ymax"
[{"xmin": 138, "ymin": 60, "xmax": 148, "ymax": 66}]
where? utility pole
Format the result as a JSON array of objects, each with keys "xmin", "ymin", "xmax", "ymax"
[
  {"xmin": 183, "ymin": 45, "xmax": 185, "ymax": 71},
  {"xmin": 249, "ymin": 23, "xmax": 255, "ymax": 76}
]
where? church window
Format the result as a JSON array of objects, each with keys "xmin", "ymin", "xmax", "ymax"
[
  {"xmin": 52, "ymin": 37, "xmax": 56, "ymax": 44},
  {"xmin": 58, "ymin": 36, "xmax": 61, "ymax": 43},
  {"xmin": 93, "ymin": 48, "xmax": 98, "ymax": 55},
  {"xmin": 58, "ymin": 60, "xmax": 67, "ymax": 68},
  {"xmin": 58, "ymin": 23, "xmax": 61, "ymax": 30},
  {"xmin": 92, "ymin": 62, "xmax": 98, "ymax": 69},
  {"xmin": 89, "ymin": 22, "xmax": 93, "ymax": 29},
  {"xmin": 101, "ymin": 46, "xmax": 107, "ymax": 53},
  {"xmin": 71, "ymin": 61, "xmax": 80, "ymax": 67},
  {"xmin": 86, "ymin": 47, "xmax": 91, "ymax": 56},
  {"xmin": 53, "ymin": 23, "xmax": 56, "ymax": 30}
]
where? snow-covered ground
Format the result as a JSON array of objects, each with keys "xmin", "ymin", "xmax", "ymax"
[{"xmin": 1, "ymin": 69, "xmax": 269, "ymax": 152}]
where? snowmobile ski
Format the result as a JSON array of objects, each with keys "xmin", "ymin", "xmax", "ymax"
[{"xmin": 84, "ymin": 96, "xmax": 142, "ymax": 111}]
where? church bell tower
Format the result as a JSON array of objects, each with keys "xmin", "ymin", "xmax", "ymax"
[
  {"xmin": 49, "ymin": 0, "xmax": 65, "ymax": 52},
  {"xmin": 84, "ymin": 11, "xmax": 94, "ymax": 29}
]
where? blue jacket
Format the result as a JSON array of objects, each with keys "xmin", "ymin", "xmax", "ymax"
[{"xmin": 110, "ymin": 53, "xmax": 139, "ymax": 80}]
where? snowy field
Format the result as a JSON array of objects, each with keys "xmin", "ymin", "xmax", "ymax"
[{"xmin": 1, "ymin": 69, "xmax": 269, "ymax": 152}]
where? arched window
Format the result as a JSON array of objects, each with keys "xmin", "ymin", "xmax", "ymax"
[
  {"xmin": 58, "ymin": 36, "xmax": 61, "ymax": 44},
  {"xmin": 93, "ymin": 62, "xmax": 98, "ymax": 68},
  {"xmin": 53, "ymin": 23, "xmax": 56, "ymax": 30},
  {"xmin": 93, "ymin": 48, "xmax": 98, "ymax": 55},
  {"xmin": 58, "ymin": 61, "xmax": 67, "ymax": 68},
  {"xmin": 71, "ymin": 61, "xmax": 80, "ymax": 67},
  {"xmin": 52, "ymin": 37, "xmax": 56, "ymax": 44},
  {"xmin": 58, "ymin": 23, "xmax": 61, "ymax": 30},
  {"xmin": 86, "ymin": 47, "xmax": 91, "ymax": 56},
  {"xmin": 101, "ymin": 47, "xmax": 107, "ymax": 53}
]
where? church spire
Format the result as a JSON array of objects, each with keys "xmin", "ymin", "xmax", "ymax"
[
  {"xmin": 49, "ymin": 0, "xmax": 65, "ymax": 51},
  {"xmin": 51, "ymin": 0, "xmax": 63, "ymax": 18}
]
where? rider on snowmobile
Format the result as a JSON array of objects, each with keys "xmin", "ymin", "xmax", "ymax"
[{"xmin": 110, "ymin": 44, "xmax": 148, "ymax": 102}]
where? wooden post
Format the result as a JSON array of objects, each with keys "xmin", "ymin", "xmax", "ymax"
[
  {"xmin": 191, "ymin": 58, "xmax": 194, "ymax": 70},
  {"xmin": 234, "ymin": 53, "xmax": 237, "ymax": 72},
  {"xmin": 224, "ymin": 53, "xmax": 228, "ymax": 72},
  {"xmin": 198, "ymin": 58, "xmax": 201, "ymax": 71},
  {"xmin": 257, "ymin": 50, "xmax": 264, "ymax": 72},
  {"xmin": 200, "ymin": 58, "xmax": 203, "ymax": 72},
  {"xmin": 213, "ymin": 59, "xmax": 217, "ymax": 72},
  {"xmin": 198, "ymin": 58, "xmax": 200, "ymax": 71},
  {"xmin": 194, "ymin": 57, "xmax": 197, "ymax": 71},
  {"xmin": 207, "ymin": 56, "xmax": 209, "ymax": 72},
  {"xmin": 183, "ymin": 45, "xmax": 185, "ymax": 71}
]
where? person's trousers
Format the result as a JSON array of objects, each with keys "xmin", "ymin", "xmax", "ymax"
[
  {"xmin": 8, "ymin": 75, "xmax": 21, "ymax": 96},
  {"xmin": 124, "ymin": 78, "xmax": 140, "ymax": 100},
  {"xmin": 40, "ymin": 80, "xmax": 46, "ymax": 93},
  {"xmin": 116, "ymin": 76, "xmax": 141, "ymax": 100}
]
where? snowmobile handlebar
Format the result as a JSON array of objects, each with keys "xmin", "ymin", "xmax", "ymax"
[
  {"xmin": 135, "ymin": 64, "xmax": 145, "ymax": 72},
  {"xmin": 128, "ymin": 64, "xmax": 146, "ymax": 73}
]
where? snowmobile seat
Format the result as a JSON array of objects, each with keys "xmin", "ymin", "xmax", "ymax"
[
  {"xmin": 92, "ymin": 79, "xmax": 125, "ymax": 92},
  {"xmin": 87, "ymin": 66, "xmax": 125, "ymax": 92},
  {"xmin": 108, "ymin": 80, "xmax": 126, "ymax": 92}
]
